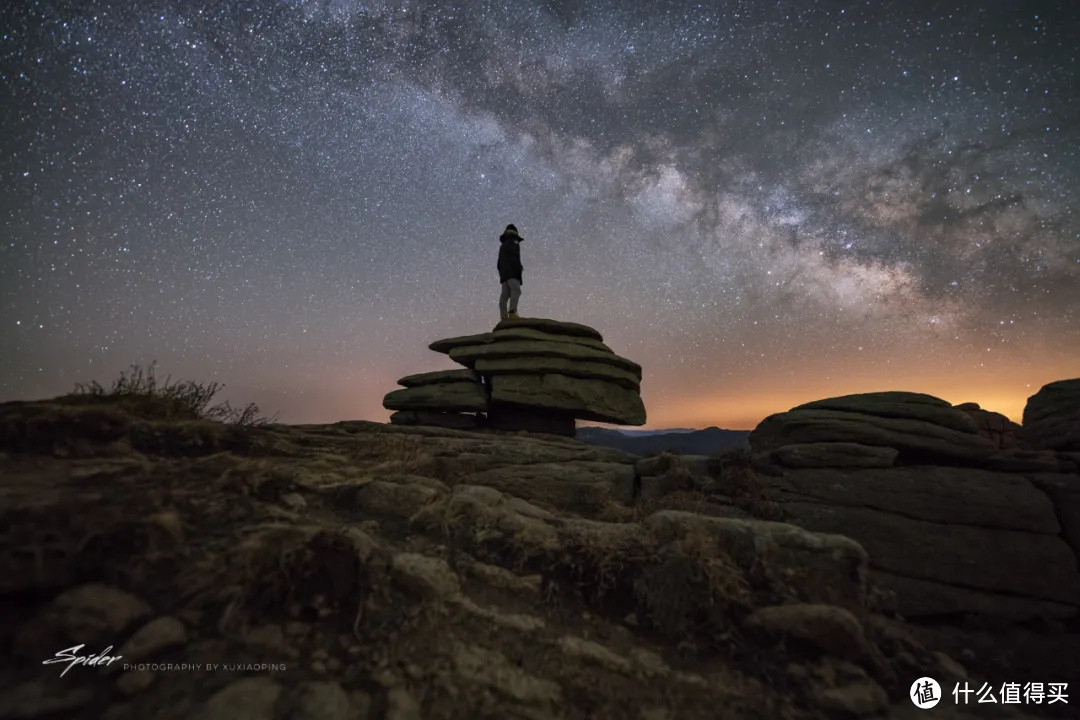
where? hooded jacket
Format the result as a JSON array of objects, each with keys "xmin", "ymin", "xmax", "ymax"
[{"xmin": 497, "ymin": 227, "xmax": 523, "ymax": 283}]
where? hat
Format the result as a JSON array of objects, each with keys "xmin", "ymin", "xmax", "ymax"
[{"xmin": 505, "ymin": 224, "xmax": 518, "ymax": 232}]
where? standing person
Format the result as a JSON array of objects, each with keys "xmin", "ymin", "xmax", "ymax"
[{"xmin": 497, "ymin": 224, "xmax": 524, "ymax": 321}]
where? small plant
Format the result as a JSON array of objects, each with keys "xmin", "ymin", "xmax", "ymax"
[
  {"xmin": 72, "ymin": 362, "xmax": 275, "ymax": 426},
  {"xmin": 705, "ymin": 447, "xmax": 782, "ymax": 521}
]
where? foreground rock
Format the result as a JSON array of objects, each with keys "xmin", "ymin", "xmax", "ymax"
[
  {"xmin": 382, "ymin": 318, "xmax": 645, "ymax": 435},
  {"xmin": 1, "ymin": 394, "xmax": 1026, "ymax": 720}
]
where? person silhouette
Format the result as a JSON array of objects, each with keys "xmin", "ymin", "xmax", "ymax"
[{"xmin": 497, "ymin": 224, "xmax": 523, "ymax": 321}]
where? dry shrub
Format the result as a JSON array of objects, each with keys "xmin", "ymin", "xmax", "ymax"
[
  {"xmin": 68, "ymin": 362, "xmax": 273, "ymax": 426},
  {"xmin": 705, "ymin": 448, "xmax": 782, "ymax": 521},
  {"xmin": 413, "ymin": 489, "xmax": 559, "ymax": 573},
  {"xmin": 543, "ymin": 521, "xmax": 752, "ymax": 649},
  {"xmin": 596, "ymin": 500, "xmax": 635, "ymax": 523},
  {"xmin": 220, "ymin": 459, "xmax": 299, "ymax": 500},
  {"xmin": 184, "ymin": 524, "xmax": 375, "ymax": 631},
  {"xmin": 634, "ymin": 525, "xmax": 751, "ymax": 644},
  {"xmin": 543, "ymin": 523, "xmax": 654, "ymax": 618}
]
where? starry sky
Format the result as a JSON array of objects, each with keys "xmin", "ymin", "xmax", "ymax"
[{"xmin": 2, "ymin": 1, "xmax": 1078, "ymax": 429}]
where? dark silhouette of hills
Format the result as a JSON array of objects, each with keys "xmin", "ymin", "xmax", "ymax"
[{"xmin": 575, "ymin": 426, "xmax": 750, "ymax": 456}]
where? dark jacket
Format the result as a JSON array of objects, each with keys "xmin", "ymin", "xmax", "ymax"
[{"xmin": 497, "ymin": 229, "xmax": 523, "ymax": 283}]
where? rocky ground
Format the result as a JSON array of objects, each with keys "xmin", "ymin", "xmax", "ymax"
[{"xmin": 0, "ymin": 392, "xmax": 1074, "ymax": 719}]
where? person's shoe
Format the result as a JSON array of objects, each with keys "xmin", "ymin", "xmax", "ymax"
[{"xmin": 507, "ymin": 311, "xmax": 519, "ymax": 319}]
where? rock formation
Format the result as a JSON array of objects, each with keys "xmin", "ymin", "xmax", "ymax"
[
  {"xmin": 382, "ymin": 317, "xmax": 646, "ymax": 435},
  {"xmin": 745, "ymin": 385, "xmax": 1080, "ymax": 622},
  {"xmin": 2, "ymin": 380, "xmax": 1077, "ymax": 717},
  {"xmin": 1022, "ymin": 377, "xmax": 1080, "ymax": 452}
]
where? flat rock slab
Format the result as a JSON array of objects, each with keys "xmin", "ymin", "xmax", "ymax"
[
  {"xmin": 492, "ymin": 317, "xmax": 603, "ymax": 342},
  {"xmin": 769, "ymin": 442, "xmax": 898, "ymax": 469},
  {"xmin": 779, "ymin": 501, "xmax": 1080, "ymax": 607},
  {"xmin": 476, "ymin": 356, "xmax": 640, "ymax": 390},
  {"xmin": 382, "ymin": 381, "xmax": 488, "ymax": 413},
  {"xmin": 644, "ymin": 511, "xmax": 869, "ymax": 613},
  {"xmin": 492, "ymin": 327, "xmax": 612, "ymax": 352},
  {"xmin": 767, "ymin": 466, "xmax": 1060, "ymax": 533},
  {"xmin": 490, "ymin": 373, "xmax": 646, "ymax": 425},
  {"xmin": 451, "ymin": 339, "xmax": 642, "ymax": 378},
  {"xmin": 1023, "ymin": 378, "xmax": 1080, "ymax": 451},
  {"xmin": 796, "ymin": 392, "xmax": 979, "ymax": 434},
  {"xmin": 398, "ymin": 369, "xmax": 480, "ymax": 387},
  {"xmin": 750, "ymin": 408, "xmax": 995, "ymax": 465},
  {"xmin": 429, "ymin": 332, "xmax": 494, "ymax": 354}
]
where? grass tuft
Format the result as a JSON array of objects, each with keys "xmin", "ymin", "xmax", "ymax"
[{"xmin": 70, "ymin": 362, "xmax": 275, "ymax": 426}]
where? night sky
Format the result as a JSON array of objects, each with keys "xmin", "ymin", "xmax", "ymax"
[{"xmin": 2, "ymin": 1, "xmax": 1078, "ymax": 429}]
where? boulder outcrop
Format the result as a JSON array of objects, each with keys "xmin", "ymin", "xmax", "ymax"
[
  {"xmin": 955, "ymin": 401, "xmax": 1021, "ymax": 449},
  {"xmin": 382, "ymin": 318, "xmax": 645, "ymax": 434},
  {"xmin": 1022, "ymin": 377, "xmax": 1080, "ymax": 451},
  {"xmin": 745, "ymin": 388, "xmax": 1080, "ymax": 622}
]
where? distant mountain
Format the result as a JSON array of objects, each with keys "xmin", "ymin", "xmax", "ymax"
[
  {"xmin": 607, "ymin": 428, "xmax": 697, "ymax": 437},
  {"xmin": 575, "ymin": 426, "xmax": 751, "ymax": 456}
]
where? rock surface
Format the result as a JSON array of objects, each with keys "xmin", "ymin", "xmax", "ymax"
[
  {"xmin": 397, "ymin": 369, "xmax": 481, "ymax": 387},
  {"xmin": 745, "ymin": 389, "xmax": 1080, "ymax": 622},
  {"xmin": 385, "ymin": 318, "xmax": 646, "ymax": 434},
  {"xmin": 382, "ymin": 381, "xmax": 488, "ymax": 413},
  {"xmin": 956, "ymin": 402, "xmax": 1021, "ymax": 449},
  {"xmin": 388, "ymin": 410, "xmax": 484, "ymax": 430},
  {"xmin": 3, "ymin": 385, "xmax": 1078, "ymax": 719},
  {"xmin": 752, "ymin": 397, "xmax": 996, "ymax": 465},
  {"xmin": 489, "ymin": 373, "xmax": 646, "ymax": 425},
  {"xmin": 1022, "ymin": 378, "xmax": 1080, "ymax": 451}
]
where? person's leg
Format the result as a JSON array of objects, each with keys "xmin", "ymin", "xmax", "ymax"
[
  {"xmin": 499, "ymin": 281, "xmax": 510, "ymax": 320},
  {"xmin": 508, "ymin": 279, "xmax": 521, "ymax": 316}
]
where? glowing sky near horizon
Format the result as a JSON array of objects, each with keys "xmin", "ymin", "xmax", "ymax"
[{"xmin": 1, "ymin": 1, "xmax": 1078, "ymax": 430}]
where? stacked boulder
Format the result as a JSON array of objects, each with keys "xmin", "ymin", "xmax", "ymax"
[
  {"xmin": 383, "ymin": 318, "xmax": 645, "ymax": 436},
  {"xmin": 747, "ymin": 385, "xmax": 1080, "ymax": 622}
]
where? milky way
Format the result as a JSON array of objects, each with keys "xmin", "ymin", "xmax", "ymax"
[{"xmin": 2, "ymin": 1, "xmax": 1078, "ymax": 428}]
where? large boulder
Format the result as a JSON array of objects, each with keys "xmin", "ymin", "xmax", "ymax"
[
  {"xmin": 744, "ymin": 389, "xmax": 1080, "ymax": 622},
  {"xmin": 399, "ymin": 319, "xmax": 646, "ymax": 434},
  {"xmin": 489, "ymin": 374, "xmax": 646, "ymax": 426},
  {"xmin": 751, "ymin": 392, "xmax": 995, "ymax": 465},
  {"xmin": 382, "ymin": 381, "xmax": 488, "ymax": 413},
  {"xmin": 1023, "ymin": 378, "xmax": 1080, "ymax": 451},
  {"xmin": 797, "ymin": 392, "xmax": 978, "ymax": 433}
]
